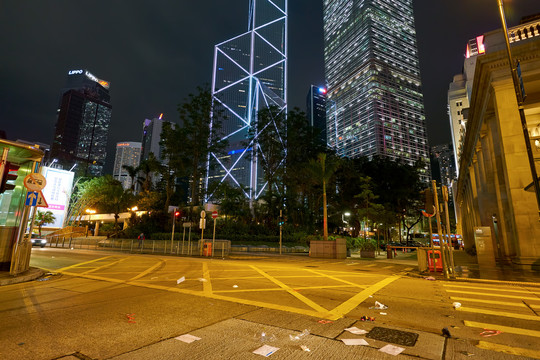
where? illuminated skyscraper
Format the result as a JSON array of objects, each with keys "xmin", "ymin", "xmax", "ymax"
[
  {"xmin": 324, "ymin": 0, "xmax": 430, "ymax": 181},
  {"xmin": 208, "ymin": 0, "xmax": 287, "ymax": 200},
  {"xmin": 50, "ymin": 69, "xmax": 112, "ymax": 176},
  {"xmin": 113, "ymin": 142, "xmax": 141, "ymax": 190},
  {"xmin": 306, "ymin": 85, "xmax": 327, "ymax": 145}
]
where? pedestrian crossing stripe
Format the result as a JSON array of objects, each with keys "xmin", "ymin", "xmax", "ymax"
[
  {"xmin": 457, "ymin": 306, "xmax": 540, "ymax": 322},
  {"xmin": 443, "ymin": 283, "xmax": 540, "ymax": 295},
  {"xmin": 477, "ymin": 341, "xmax": 540, "ymax": 359},
  {"xmin": 450, "ymin": 296, "xmax": 539, "ymax": 309},
  {"xmin": 464, "ymin": 321, "xmax": 540, "ymax": 338},
  {"xmin": 445, "ymin": 289, "xmax": 539, "ymax": 301}
]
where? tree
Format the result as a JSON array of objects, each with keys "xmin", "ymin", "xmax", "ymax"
[
  {"xmin": 34, "ymin": 210, "xmax": 55, "ymax": 236},
  {"xmin": 174, "ymin": 85, "xmax": 227, "ymax": 209},
  {"xmin": 307, "ymin": 153, "xmax": 339, "ymax": 241},
  {"xmin": 122, "ymin": 165, "xmax": 139, "ymax": 193},
  {"xmin": 98, "ymin": 176, "xmax": 134, "ymax": 231},
  {"xmin": 137, "ymin": 153, "xmax": 161, "ymax": 192},
  {"xmin": 354, "ymin": 176, "xmax": 383, "ymax": 239},
  {"xmin": 245, "ymin": 105, "xmax": 287, "ymax": 220}
]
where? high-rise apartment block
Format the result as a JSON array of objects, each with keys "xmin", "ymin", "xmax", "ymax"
[
  {"xmin": 208, "ymin": 0, "xmax": 287, "ymax": 201},
  {"xmin": 306, "ymin": 85, "xmax": 327, "ymax": 145},
  {"xmin": 323, "ymin": 0, "xmax": 430, "ymax": 181},
  {"xmin": 112, "ymin": 142, "xmax": 141, "ymax": 190},
  {"xmin": 50, "ymin": 69, "xmax": 112, "ymax": 176}
]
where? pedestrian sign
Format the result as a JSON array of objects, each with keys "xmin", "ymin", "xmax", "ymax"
[{"xmin": 25, "ymin": 191, "xmax": 38, "ymax": 206}]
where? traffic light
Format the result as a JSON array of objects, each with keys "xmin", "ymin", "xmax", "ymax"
[
  {"xmin": 0, "ymin": 161, "xmax": 20, "ymax": 194},
  {"xmin": 423, "ymin": 188, "xmax": 434, "ymax": 214}
]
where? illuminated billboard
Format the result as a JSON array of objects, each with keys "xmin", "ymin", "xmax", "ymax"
[{"xmin": 40, "ymin": 167, "xmax": 75, "ymax": 228}]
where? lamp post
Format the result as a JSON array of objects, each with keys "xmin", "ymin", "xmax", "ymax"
[
  {"xmin": 342, "ymin": 212, "xmax": 350, "ymax": 235},
  {"xmin": 496, "ymin": 0, "xmax": 540, "ymax": 219}
]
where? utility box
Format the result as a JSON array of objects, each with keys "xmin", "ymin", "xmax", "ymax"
[{"xmin": 474, "ymin": 226, "xmax": 496, "ymax": 267}]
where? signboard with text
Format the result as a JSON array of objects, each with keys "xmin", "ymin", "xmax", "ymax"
[{"xmin": 41, "ymin": 167, "xmax": 74, "ymax": 228}]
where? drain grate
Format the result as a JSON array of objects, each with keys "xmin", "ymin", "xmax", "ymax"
[{"xmin": 366, "ymin": 327, "xmax": 419, "ymax": 347}]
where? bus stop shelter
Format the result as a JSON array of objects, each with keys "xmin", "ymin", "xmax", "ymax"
[{"xmin": 0, "ymin": 139, "xmax": 45, "ymax": 275}]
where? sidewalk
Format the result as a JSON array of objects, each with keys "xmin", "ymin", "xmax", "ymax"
[{"xmin": 0, "ymin": 267, "xmax": 44, "ymax": 286}]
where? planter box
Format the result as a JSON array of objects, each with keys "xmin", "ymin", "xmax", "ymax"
[
  {"xmin": 310, "ymin": 238, "xmax": 346, "ymax": 259},
  {"xmin": 360, "ymin": 250, "xmax": 376, "ymax": 258}
]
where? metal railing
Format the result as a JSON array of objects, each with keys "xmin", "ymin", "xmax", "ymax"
[{"xmin": 46, "ymin": 237, "xmax": 232, "ymax": 257}]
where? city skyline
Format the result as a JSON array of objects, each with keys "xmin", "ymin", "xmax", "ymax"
[{"xmin": 1, "ymin": 1, "xmax": 539, "ymax": 174}]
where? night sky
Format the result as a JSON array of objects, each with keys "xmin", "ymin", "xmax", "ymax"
[{"xmin": 1, "ymin": 1, "xmax": 538, "ymax": 172}]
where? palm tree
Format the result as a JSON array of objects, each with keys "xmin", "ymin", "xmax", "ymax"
[
  {"xmin": 122, "ymin": 165, "xmax": 139, "ymax": 193},
  {"xmin": 308, "ymin": 153, "xmax": 339, "ymax": 241},
  {"xmin": 34, "ymin": 210, "xmax": 56, "ymax": 236}
]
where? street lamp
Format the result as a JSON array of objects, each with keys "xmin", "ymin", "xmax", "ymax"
[{"xmin": 496, "ymin": 0, "xmax": 540, "ymax": 219}]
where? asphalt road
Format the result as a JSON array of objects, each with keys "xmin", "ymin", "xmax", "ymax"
[{"xmin": 0, "ymin": 248, "xmax": 538, "ymax": 359}]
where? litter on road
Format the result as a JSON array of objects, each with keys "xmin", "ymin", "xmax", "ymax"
[
  {"xmin": 344, "ymin": 327, "xmax": 368, "ymax": 335},
  {"xmin": 233, "ymin": 284, "xmax": 239, "ymax": 288},
  {"xmin": 342, "ymin": 338, "xmax": 369, "ymax": 346},
  {"xmin": 379, "ymin": 344, "xmax": 405, "ymax": 356},
  {"xmin": 253, "ymin": 344, "xmax": 279, "ymax": 357},
  {"xmin": 175, "ymin": 334, "xmax": 201, "ymax": 343},
  {"xmin": 289, "ymin": 329, "xmax": 310, "ymax": 341},
  {"xmin": 480, "ymin": 329, "xmax": 502, "ymax": 337},
  {"xmin": 424, "ymin": 276, "xmax": 436, "ymax": 281},
  {"xmin": 452, "ymin": 302, "xmax": 461, "ymax": 309},
  {"xmin": 126, "ymin": 313, "xmax": 136, "ymax": 324},
  {"xmin": 176, "ymin": 276, "xmax": 185, "ymax": 284},
  {"xmin": 300, "ymin": 345, "xmax": 310, "ymax": 352},
  {"xmin": 370, "ymin": 301, "xmax": 388, "ymax": 310},
  {"xmin": 318, "ymin": 319, "xmax": 333, "ymax": 324}
]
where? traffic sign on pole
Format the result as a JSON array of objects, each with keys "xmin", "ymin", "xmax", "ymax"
[
  {"xmin": 23, "ymin": 173, "xmax": 46, "ymax": 191},
  {"xmin": 212, "ymin": 210, "xmax": 218, "ymax": 219},
  {"xmin": 25, "ymin": 191, "xmax": 38, "ymax": 206},
  {"xmin": 36, "ymin": 191, "xmax": 48, "ymax": 207}
]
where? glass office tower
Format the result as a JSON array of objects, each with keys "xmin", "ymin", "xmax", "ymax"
[
  {"xmin": 324, "ymin": 0, "xmax": 430, "ymax": 181},
  {"xmin": 208, "ymin": 0, "xmax": 287, "ymax": 200},
  {"xmin": 51, "ymin": 69, "xmax": 112, "ymax": 176}
]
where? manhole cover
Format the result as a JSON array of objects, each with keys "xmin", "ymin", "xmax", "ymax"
[{"xmin": 366, "ymin": 327, "xmax": 418, "ymax": 347}]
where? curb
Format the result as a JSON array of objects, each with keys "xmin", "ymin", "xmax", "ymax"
[{"xmin": 0, "ymin": 267, "xmax": 45, "ymax": 286}]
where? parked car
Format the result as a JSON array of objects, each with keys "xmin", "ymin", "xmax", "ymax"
[{"xmin": 30, "ymin": 234, "xmax": 47, "ymax": 248}]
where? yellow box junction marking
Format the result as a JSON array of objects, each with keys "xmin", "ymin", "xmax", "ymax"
[
  {"xmin": 249, "ymin": 265, "xmax": 329, "ymax": 314},
  {"xmin": 129, "ymin": 259, "xmax": 166, "ymax": 281},
  {"xmin": 56, "ymin": 256, "xmax": 115, "ymax": 272},
  {"xmin": 305, "ymin": 268, "xmax": 369, "ymax": 288},
  {"xmin": 464, "ymin": 321, "xmax": 540, "ymax": 338},
  {"xmin": 202, "ymin": 262, "xmax": 212, "ymax": 294},
  {"xmin": 457, "ymin": 306, "xmax": 540, "ymax": 322},
  {"xmin": 82, "ymin": 257, "xmax": 129, "ymax": 275},
  {"xmin": 326, "ymin": 275, "xmax": 401, "ymax": 321},
  {"xmin": 476, "ymin": 341, "xmax": 540, "ymax": 359}
]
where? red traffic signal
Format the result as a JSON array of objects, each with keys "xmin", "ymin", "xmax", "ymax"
[
  {"xmin": 175, "ymin": 211, "xmax": 180, "ymax": 217},
  {"xmin": 0, "ymin": 161, "xmax": 20, "ymax": 194}
]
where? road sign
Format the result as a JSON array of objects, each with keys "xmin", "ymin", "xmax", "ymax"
[
  {"xmin": 182, "ymin": 222, "xmax": 193, "ymax": 228},
  {"xmin": 212, "ymin": 210, "xmax": 218, "ymax": 219},
  {"xmin": 200, "ymin": 210, "xmax": 206, "ymax": 218},
  {"xmin": 23, "ymin": 173, "xmax": 46, "ymax": 191},
  {"xmin": 36, "ymin": 191, "xmax": 48, "ymax": 208},
  {"xmin": 25, "ymin": 191, "xmax": 38, "ymax": 206}
]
